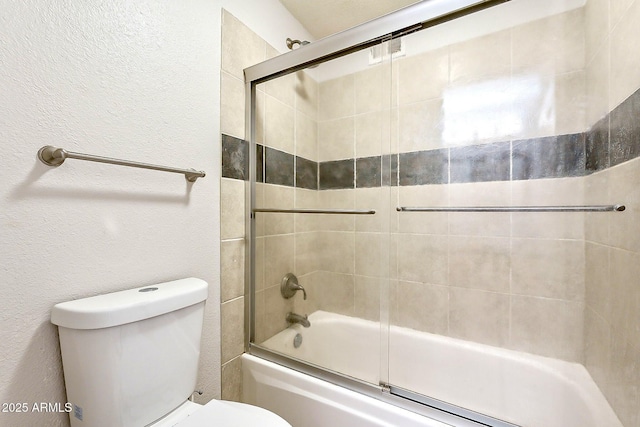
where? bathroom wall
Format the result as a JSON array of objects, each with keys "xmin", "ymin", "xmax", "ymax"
[
  {"xmin": 219, "ymin": 8, "xmax": 315, "ymax": 402},
  {"xmin": 280, "ymin": 5, "xmax": 588, "ymax": 363},
  {"xmin": 222, "ymin": 1, "xmax": 640, "ymax": 423},
  {"xmin": 583, "ymin": 0, "xmax": 640, "ymax": 425},
  {"xmin": 0, "ymin": 0, "xmax": 309, "ymax": 425},
  {"xmin": 0, "ymin": 1, "xmax": 220, "ymax": 425},
  {"xmin": 391, "ymin": 7, "xmax": 586, "ymax": 361}
]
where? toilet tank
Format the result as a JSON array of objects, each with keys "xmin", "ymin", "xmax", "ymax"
[{"xmin": 51, "ymin": 278, "xmax": 208, "ymax": 427}]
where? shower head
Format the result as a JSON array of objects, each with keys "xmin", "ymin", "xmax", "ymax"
[
  {"xmin": 286, "ymin": 37, "xmax": 310, "ymax": 50},
  {"xmin": 286, "ymin": 37, "xmax": 318, "ymax": 69}
]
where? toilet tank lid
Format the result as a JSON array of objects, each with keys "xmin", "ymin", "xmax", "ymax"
[{"xmin": 51, "ymin": 278, "xmax": 208, "ymax": 330}]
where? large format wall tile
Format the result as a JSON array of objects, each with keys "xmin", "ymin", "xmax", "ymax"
[
  {"xmin": 610, "ymin": 0, "xmax": 640, "ymax": 110},
  {"xmin": 511, "ymin": 238, "xmax": 585, "ymax": 301},
  {"xmin": 511, "ymin": 177, "xmax": 585, "ymax": 239},
  {"xmin": 397, "ymin": 234, "xmax": 448, "ymax": 285},
  {"xmin": 449, "ymin": 30, "xmax": 511, "ymax": 85},
  {"xmin": 511, "ymin": 8, "xmax": 584, "ymax": 76},
  {"xmin": 221, "ymin": 10, "xmax": 265, "ymax": 79},
  {"xmin": 319, "ymin": 75, "xmax": 355, "ymax": 121},
  {"xmin": 393, "ymin": 281, "xmax": 448, "ymax": 335},
  {"xmin": 318, "ymin": 117, "xmax": 355, "ymax": 162},
  {"xmin": 265, "ymin": 95, "xmax": 295, "ymax": 154},
  {"xmin": 449, "ymin": 288, "xmax": 510, "ymax": 347},
  {"xmin": 510, "ymin": 296, "xmax": 584, "ymax": 362},
  {"xmin": 397, "ymin": 47, "xmax": 448, "ymax": 105},
  {"xmin": 221, "ymin": 239, "xmax": 245, "ymax": 303},
  {"xmin": 221, "ymin": 297, "xmax": 245, "ymax": 364},
  {"xmin": 448, "ymin": 236, "xmax": 511, "ymax": 293}
]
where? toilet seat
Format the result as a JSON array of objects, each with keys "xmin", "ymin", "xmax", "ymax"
[{"xmin": 175, "ymin": 400, "xmax": 291, "ymax": 427}]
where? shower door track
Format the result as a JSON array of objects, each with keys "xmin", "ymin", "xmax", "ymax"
[
  {"xmin": 249, "ymin": 345, "xmax": 520, "ymax": 427},
  {"xmin": 387, "ymin": 383, "xmax": 520, "ymax": 427}
]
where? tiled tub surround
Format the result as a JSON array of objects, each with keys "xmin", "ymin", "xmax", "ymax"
[
  {"xmin": 223, "ymin": 83, "xmax": 639, "ymax": 188},
  {"xmin": 220, "ymin": 9, "xmax": 320, "ymax": 403},
  {"xmin": 227, "ymin": 35, "xmax": 640, "ymax": 366},
  {"xmin": 582, "ymin": 0, "xmax": 640, "ymax": 424},
  {"xmin": 222, "ymin": 1, "xmax": 640, "ymax": 425},
  {"xmin": 222, "ymin": 73, "xmax": 640, "ymax": 188}
]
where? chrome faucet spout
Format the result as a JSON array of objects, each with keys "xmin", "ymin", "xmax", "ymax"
[{"xmin": 286, "ymin": 312, "xmax": 310, "ymax": 328}]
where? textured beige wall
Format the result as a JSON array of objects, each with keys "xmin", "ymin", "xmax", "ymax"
[{"xmin": 0, "ymin": 1, "xmax": 221, "ymax": 426}]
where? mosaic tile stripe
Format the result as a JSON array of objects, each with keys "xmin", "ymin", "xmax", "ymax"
[
  {"xmin": 356, "ymin": 156, "xmax": 382, "ymax": 188},
  {"xmin": 221, "ymin": 134, "xmax": 248, "ymax": 181},
  {"xmin": 512, "ymin": 134, "xmax": 585, "ymax": 181},
  {"xmin": 399, "ymin": 149, "xmax": 448, "ymax": 186},
  {"xmin": 221, "ymin": 85, "xmax": 640, "ymax": 188},
  {"xmin": 296, "ymin": 156, "xmax": 318, "ymax": 190},
  {"xmin": 264, "ymin": 147, "xmax": 294, "ymax": 187},
  {"xmin": 450, "ymin": 142, "xmax": 511, "ymax": 184},
  {"xmin": 319, "ymin": 159, "xmax": 354, "ymax": 190}
]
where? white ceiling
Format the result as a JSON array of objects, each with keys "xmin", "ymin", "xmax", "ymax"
[{"xmin": 279, "ymin": 0, "xmax": 422, "ymax": 39}]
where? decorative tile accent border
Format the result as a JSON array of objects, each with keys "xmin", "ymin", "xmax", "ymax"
[
  {"xmin": 450, "ymin": 142, "xmax": 511, "ymax": 183},
  {"xmin": 296, "ymin": 156, "xmax": 318, "ymax": 190},
  {"xmin": 399, "ymin": 149, "xmax": 448, "ymax": 186},
  {"xmin": 319, "ymin": 159, "xmax": 354, "ymax": 190},
  {"xmin": 587, "ymin": 87, "xmax": 640, "ymax": 172},
  {"xmin": 512, "ymin": 134, "xmax": 585, "ymax": 181},
  {"xmin": 221, "ymin": 85, "xmax": 640, "ymax": 189},
  {"xmin": 356, "ymin": 156, "xmax": 382, "ymax": 188},
  {"xmin": 221, "ymin": 134, "xmax": 248, "ymax": 181},
  {"xmin": 264, "ymin": 147, "xmax": 294, "ymax": 187}
]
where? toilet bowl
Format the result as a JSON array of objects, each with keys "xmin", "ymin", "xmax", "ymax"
[
  {"xmin": 51, "ymin": 278, "xmax": 290, "ymax": 427},
  {"xmin": 149, "ymin": 400, "xmax": 290, "ymax": 427}
]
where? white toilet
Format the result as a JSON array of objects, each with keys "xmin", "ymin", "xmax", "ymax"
[{"xmin": 50, "ymin": 278, "xmax": 291, "ymax": 427}]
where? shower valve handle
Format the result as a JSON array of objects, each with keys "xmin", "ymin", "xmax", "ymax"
[{"xmin": 281, "ymin": 273, "xmax": 307, "ymax": 300}]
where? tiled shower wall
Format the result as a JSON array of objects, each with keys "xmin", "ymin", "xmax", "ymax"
[
  {"xmin": 221, "ymin": 3, "xmax": 640, "ymax": 424},
  {"xmin": 583, "ymin": 0, "xmax": 640, "ymax": 425},
  {"xmin": 219, "ymin": 10, "xmax": 267, "ymax": 402},
  {"xmin": 285, "ymin": 7, "xmax": 588, "ymax": 364},
  {"xmin": 219, "ymin": 9, "xmax": 320, "ymax": 402}
]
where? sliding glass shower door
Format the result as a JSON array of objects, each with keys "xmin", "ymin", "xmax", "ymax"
[
  {"xmin": 246, "ymin": 1, "xmax": 635, "ymax": 426},
  {"xmin": 250, "ymin": 39, "xmax": 394, "ymax": 389}
]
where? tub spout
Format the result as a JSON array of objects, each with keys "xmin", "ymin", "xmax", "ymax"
[{"xmin": 286, "ymin": 312, "xmax": 310, "ymax": 328}]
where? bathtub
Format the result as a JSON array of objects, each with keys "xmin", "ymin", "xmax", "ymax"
[{"xmin": 246, "ymin": 311, "xmax": 622, "ymax": 427}]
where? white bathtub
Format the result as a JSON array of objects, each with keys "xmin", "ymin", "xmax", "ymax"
[{"xmin": 247, "ymin": 311, "xmax": 621, "ymax": 427}]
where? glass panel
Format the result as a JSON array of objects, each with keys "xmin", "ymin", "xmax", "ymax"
[
  {"xmin": 251, "ymin": 39, "xmax": 393, "ymax": 388},
  {"xmin": 248, "ymin": 1, "xmax": 639, "ymax": 426},
  {"xmin": 387, "ymin": 2, "xmax": 628, "ymax": 427}
]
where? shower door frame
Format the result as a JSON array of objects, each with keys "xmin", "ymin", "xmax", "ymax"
[{"xmin": 243, "ymin": 1, "xmax": 517, "ymax": 427}]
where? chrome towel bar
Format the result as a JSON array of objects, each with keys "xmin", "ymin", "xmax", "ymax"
[
  {"xmin": 37, "ymin": 145, "xmax": 206, "ymax": 182},
  {"xmin": 253, "ymin": 208, "xmax": 376, "ymax": 215},
  {"xmin": 397, "ymin": 205, "xmax": 625, "ymax": 213}
]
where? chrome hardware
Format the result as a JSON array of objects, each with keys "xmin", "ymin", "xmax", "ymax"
[
  {"xmin": 397, "ymin": 205, "xmax": 625, "ymax": 212},
  {"xmin": 286, "ymin": 312, "xmax": 310, "ymax": 328},
  {"xmin": 380, "ymin": 382, "xmax": 391, "ymax": 394},
  {"xmin": 293, "ymin": 333, "xmax": 303, "ymax": 348},
  {"xmin": 254, "ymin": 208, "xmax": 375, "ymax": 215},
  {"xmin": 286, "ymin": 38, "xmax": 310, "ymax": 50},
  {"xmin": 281, "ymin": 273, "xmax": 307, "ymax": 300},
  {"xmin": 37, "ymin": 145, "xmax": 206, "ymax": 182}
]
